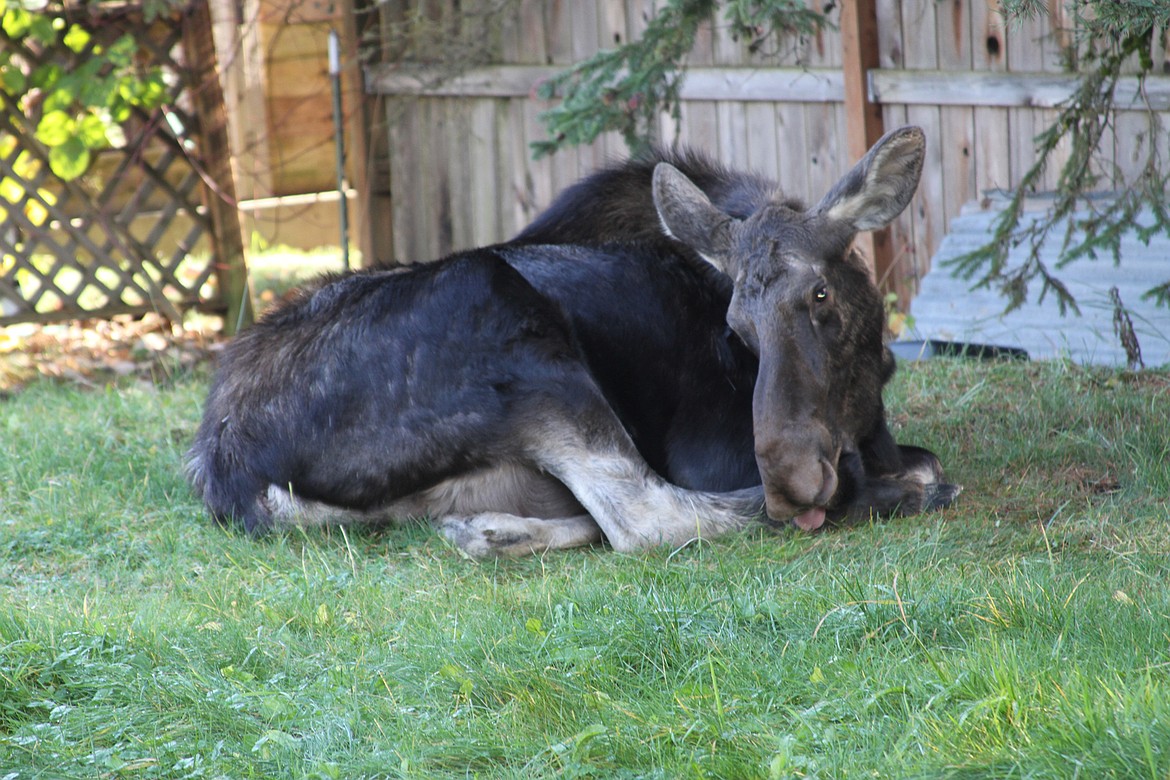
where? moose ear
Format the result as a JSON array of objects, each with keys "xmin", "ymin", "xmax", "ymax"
[
  {"xmin": 653, "ymin": 163, "xmax": 736, "ymax": 274},
  {"xmin": 814, "ymin": 125, "xmax": 925, "ymax": 232}
]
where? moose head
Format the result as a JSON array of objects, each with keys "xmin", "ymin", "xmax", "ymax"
[{"xmin": 652, "ymin": 126, "xmax": 926, "ymax": 530}]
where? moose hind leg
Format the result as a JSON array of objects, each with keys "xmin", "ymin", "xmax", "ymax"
[
  {"xmin": 440, "ymin": 513, "xmax": 602, "ymax": 557},
  {"xmin": 398, "ymin": 463, "xmax": 603, "ymax": 557}
]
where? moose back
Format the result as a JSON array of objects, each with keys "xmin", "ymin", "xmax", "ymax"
[{"xmin": 187, "ymin": 126, "xmax": 959, "ymax": 556}]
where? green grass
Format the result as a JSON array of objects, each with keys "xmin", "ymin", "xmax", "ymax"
[{"xmin": 1, "ymin": 358, "xmax": 1168, "ymax": 778}]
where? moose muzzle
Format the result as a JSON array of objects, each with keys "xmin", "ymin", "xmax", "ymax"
[{"xmin": 755, "ymin": 426, "xmax": 839, "ymax": 531}]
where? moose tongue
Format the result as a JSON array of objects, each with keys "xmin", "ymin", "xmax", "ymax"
[{"xmin": 793, "ymin": 507, "xmax": 826, "ymax": 531}]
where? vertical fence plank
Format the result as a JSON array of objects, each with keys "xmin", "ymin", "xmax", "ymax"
[
  {"xmin": 841, "ymin": 0, "xmax": 885, "ymax": 167},
  {"xmin": 880, "ymin": 103, "xmax": 919, "ymax": 295},
  {"xmin": 1006, "ymin": 6, "xmax": 1047, "ymax": 192},
  {"xmin": 840, "ymin": 0, "xmax": 889, "ymax": 281},
  {"xmin": 184, "ymin": 0, "xmax": 253, "ymax": 333},
  {"xmin": 596, "ymin": 0, "xmax": 628, "ymax": 161},
  {"xmin": 717, "ymin": 103, "xmax": 749, "ymax": 169},
  {"xmin": 711, "ymin": 3, "xmax": 741, "ymax": 66},
  {"xmin": 937, "ymin": 0, "xmax": 975, "ymax": 242},
  {"xmin": 416, "ymin": 98, "xmax": 441, "ymax": 259},
  {"xmin": 678, "ymin": 100, "xmax": 719, "ymax": 151},
  {"xmin": 625, "ymin": 0, "xmax": 653, "ymax": 41},
  {"xmin": 210, "ymin": 0, "xmax": 271, "ymax": 202},
  {"xmin": 337, "ymin": 0, "xmax": 377, "ymax": 266},
  {"xmin": 745, "ymin": 102, "xmax": 779, "ymax": 178},
  {"xmin": 387, "ymin": 99, "xmax": 411, "ymax": 262},
  {"xmin": 899, "ymin": 0, "xmax": 944, "ymax": 293},
  {"xmin": 568, "ymin": 3, "xmax": 599, "ymax": 174},
  {"xmin": 689, "ymin": 9, "xmax": 715, "ymax": 66},
  {"xmin": 523, "ymin": 97, "xmax": 556, "ymax": 220},
  {"xmin": 774, "ymin": 102, "xmax": 810, "ymax": 202},
  {"xmin": 875, "ymin": 0, "xmax": 917, "ymax": 296},
  {"xmin": 469, "ymin": 99, "xmax": 498, "ymax": 247},
  {"xmin": 804, "ymin": 101, "xmax": 843, "ymax": 201},
  {"xmin": 493, "ymin": 98, "xmax": 517, "ymax": 239},
  {"xmin": 544, "ymin": 0, "xmax": 573, "ymax": 65},
  {"xmin": 971, "ymin": 0, "xmax": 1009, "ymax": 199},
  {"xmin": 443, "ymin": 98, "xmax": 471, "ymax": 253}
]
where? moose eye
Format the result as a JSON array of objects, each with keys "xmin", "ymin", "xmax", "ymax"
[{"xmin": 814, "ymin": 285, "xmax": 829, "ymax": 303}]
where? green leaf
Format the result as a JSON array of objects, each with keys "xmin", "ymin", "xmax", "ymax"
[
  {"xmin": 62, "ymin": 24, "xmax": 91, "ymax": 54},
  {"xmin": 1, "ymin": 9, "xmax": 32, "ymax": 39},
  {"xmin": 76, "ymin": 112, "xmax": 109, "ymax": 149},
  {"xmin": 84, "ymin": 77, "xmax": 118, "ymax": 112},
  {"xmin": 137, "ymin": 70, "xmax": 169, "ymax": 109},
  {"xmin": 35, "ymin": 110, "xmax": 74, "ymax": 146},
  {"xmin": 104, "ymin": 35, "xmax": 138, "ymax": 69},
  {"xmin": 27, "ymin": 14, "xmax": 57, "ymax": 45},
  {"xmin": 48, "ymin": 136, "xmax": 91, "ymax": 181},
  {"xmin": 29, "ymin": 62, "xmax": 62, "ymax": 92},
  {"xmin": 438, "ymin": 663, "xmax": 474, "ymax": 697},
  {"xmin": 108, "ymin": 98, "xmax": 132, "ymax": 124},
  {"xmin": 13, "ymin": 150, "xmax": 39, "ymax": 178},
  {"xmin": 1, "ymin": 64, "xmax": 27, "ymax": 95},
  {"xmin": 70, "ymin": 60, "xmax": 106, "ymax": 107},
  {"xmin": 41, "ymin": 86, "xmax": 73, "ymax": 113}
]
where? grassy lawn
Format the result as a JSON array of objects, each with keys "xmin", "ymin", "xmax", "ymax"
[{"xmin": 1, "ymin": 348, "xmax": 1168, "ymax": 778}]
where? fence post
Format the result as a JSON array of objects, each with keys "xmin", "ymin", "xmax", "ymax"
[
  {"xmin": 184, "ymin": 0, "xmax": 254, "ymax": 335},
  {"xmin": 338, "ymin": 0, "xmax": 381, "ymax": 266},
  {"xmin": 840, "ymin": 0, "xmax": 893, "ymax": 288}
]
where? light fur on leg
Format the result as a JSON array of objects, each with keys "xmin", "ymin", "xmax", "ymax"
[
  {"xmin": 440, "ymin": 513, "xmax": 602, "ymax": 557},
  {"xmin": 525, "ymin": 419, "xmax": 766, "ymax": 552}
]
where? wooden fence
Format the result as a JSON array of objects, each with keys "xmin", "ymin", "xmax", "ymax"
[{"xmin": 365, "ymin": 0, "xmax": 1170, "ymax": 305}]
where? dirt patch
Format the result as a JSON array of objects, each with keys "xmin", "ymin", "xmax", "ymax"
[
  {"xmin": 0, "ymin": 314, "xmax": 223, "ymax": 393},
  {"xmin": 1056, "ymin": 464, "xmax": 1123, "ymax": 498}
]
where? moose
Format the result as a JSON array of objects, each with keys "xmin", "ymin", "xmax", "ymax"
[{"xmin": 187, "ymin": 125, "xmax": 959, "ymax": 556}]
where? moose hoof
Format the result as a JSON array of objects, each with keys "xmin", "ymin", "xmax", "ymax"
[
  {"xmin": 439, "ymin": 514, "xmax": 536, "ymax": 558},
  {"xmin": 923, "ymin": 482, "xmax": 962, "ymax": 511}
]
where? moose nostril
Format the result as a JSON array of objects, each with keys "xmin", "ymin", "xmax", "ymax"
[
  {"xmin": 814, "ymin": 459, "xmax": 838, "ymax": 506},
  {"xmin": 755, "ymin": 431, "xmax": 837, "ymax": 508}
]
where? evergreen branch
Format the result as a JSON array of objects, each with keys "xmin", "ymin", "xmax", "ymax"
[
  {"xmin": 532, "ymin": 0, "xmax": 829, "ymax": 158},
  {"xmin": 946, "ymin": 4, "xmax": 1170, "ymax": 314},
  {"xmin": 1143, "ymin": 280, "xmax": 1170, "ymax": 309}
]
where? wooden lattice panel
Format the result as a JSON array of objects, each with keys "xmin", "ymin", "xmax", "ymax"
[{"xmin": 0, "ymin": 2, "xmax": 240, "ymax": 327}]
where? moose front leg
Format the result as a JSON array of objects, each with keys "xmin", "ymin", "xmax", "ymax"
[
  {"xmin": 830, "ymin": 450, "xmax": 961, "ymax": 524},
  {"xmin": 509, "ymin": 385, "xmax": 768, "ymax": 552}
]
